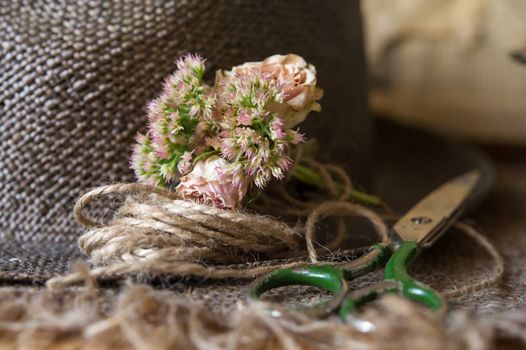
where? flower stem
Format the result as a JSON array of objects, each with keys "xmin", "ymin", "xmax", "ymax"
[
  {"xmin": 291, "ymin": 164, "xmax": 383, "ymax": 206},
  {"xmin": 193, "ymin": 149, "xmax": 219, "ymax": 163}
]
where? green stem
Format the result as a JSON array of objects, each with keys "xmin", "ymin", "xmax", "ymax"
[
  {"xmin": 291, "ymin": 164, "xmax": 383, "ymax": 206},
  {"xmin": 193, "ymin": 149, "xmax": 220, "ymax": 163}
]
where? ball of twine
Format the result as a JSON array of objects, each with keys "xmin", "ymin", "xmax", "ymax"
[
  {"xmin": 46, "ymin": 177, "xmax": 390, "ymax": 289},
  {"xmin": 75, "ymin": 183, "xmax": 303, "ymax": 266}
]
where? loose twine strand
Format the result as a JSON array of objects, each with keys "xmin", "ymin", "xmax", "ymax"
[
  {"xmin": 47, "ymin": 162, "xmax": 504, "ymax": 302},
  {"xmin": 442, "ymin": 222, "xmax": 504, "ymax": 298}
]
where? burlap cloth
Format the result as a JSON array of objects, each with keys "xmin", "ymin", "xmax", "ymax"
[{"xmin": 1, "ymin": 1, "xmax": 525, "ymax": 349}]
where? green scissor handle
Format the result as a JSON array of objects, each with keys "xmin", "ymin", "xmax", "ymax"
[
  {"xmin": 248, "ymin": 244, "xmax": 390, "ymax": 318},
  {"xmin": 247, "ymin": 242, "xmax": 444, "ymax": 319},
  {"xmin": 340, "ymin": 241, "xmax": 443, "ymax": 318},
  {"xmin": 249, "ymin": 265, "xmax": 349, "ymax": 318},
  {"xmin": 383, "ymin": 240, "xmax": 443, "ymax": 311}
]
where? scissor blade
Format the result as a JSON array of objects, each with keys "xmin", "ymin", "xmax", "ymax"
[{"xmin": 393, "ymin": 170, "xmax": 480, "ymax": 247}]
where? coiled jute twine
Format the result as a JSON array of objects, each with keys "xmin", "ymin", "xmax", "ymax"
[{"xmin": 46, "ymin": 162, "xmax": 504, "ymax": 300}]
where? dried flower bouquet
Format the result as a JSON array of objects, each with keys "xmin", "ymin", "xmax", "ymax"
[{"xmin": 131, "ymin": 54, "xmax": 379, "ymax": 209}]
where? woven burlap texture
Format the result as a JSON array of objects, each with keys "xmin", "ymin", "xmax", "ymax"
[{"xmin": 1, "ymin": 283, "xmax": 525, "ymax": 350}]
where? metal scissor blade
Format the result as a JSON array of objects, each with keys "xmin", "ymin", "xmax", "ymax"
[{"xmin": 393, "ymin": 170, "xmax": 480, "ymax": 248}]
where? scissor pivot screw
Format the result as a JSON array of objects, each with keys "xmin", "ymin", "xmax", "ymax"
[{"xmin": 411, "ymin": 216, "xmax": 432, "ymax": 225}]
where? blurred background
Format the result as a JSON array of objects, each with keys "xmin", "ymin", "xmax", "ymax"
[{"xmin": 362, "ymin": 0, "xmax": 526, "ymax": 145}]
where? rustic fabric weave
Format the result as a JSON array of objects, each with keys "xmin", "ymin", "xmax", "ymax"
[
  {"xmin": 0, "ymin": 0, "xmax": 370, "ymax": 281},
  {"xmin": 0, "ymin": 0, "xmax": 517, "ymax": 319}
]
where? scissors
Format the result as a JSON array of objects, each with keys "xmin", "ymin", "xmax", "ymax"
[{"xmin": 246, "ymin": 171, "xmax": 480, "ymax": 320}]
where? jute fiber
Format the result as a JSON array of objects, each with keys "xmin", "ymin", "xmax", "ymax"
[{"xmin": 1, "ymin": 282, "xmax": 525, "ymax": 350}]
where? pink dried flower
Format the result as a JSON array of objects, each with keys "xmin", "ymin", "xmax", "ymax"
[
  {"xmin": 269, "ymin": 117, "xmax": 286, "ymax": 140},
  {"xmin": 159, "ymin": 163, "xmax": 177, "ymax": 183},
  {"xmin": 212, "ymin": 69, "xmax": 310, "ymax": 190},
  {"xmin": 285, "ymin": 130, "xmax": 305, "ymax": 144},
  {"xmin": 130, "ymin": 133, "xmax": 162, "ymax": 186},
  {"xmin": 177, "ymin": 151, "xmax": 194, "ymax": 175},
  {"xmin": 254, "ymin": 167, "xmax": 271, "ymax": 188},
  {"xmin": 218, "ymin": 54, "xmax": 323, "ymax": 128},
  {"xmin": 220, "ymin": 137, "xmax": 236, "ymax": 160},
  {"xmin": 176, "ymin": 156, "xmax": 248, "ymax": 209},
  {"xmin": 146, "ymin": 98, "xmax": 163, "ymax": 122},
  {"xmin": 131, "ymin": 54, "xmax": 216, "ymax": 187},
  {"xmin": 276, "ymin": 156, "xmax": 293, "ymax": 171},
  {"xmin": 237, "ymin": 110, "xmax": 253, "ymax": 126}
]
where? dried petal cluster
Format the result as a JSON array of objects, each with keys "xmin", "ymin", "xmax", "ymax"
[{"xmin": 131, "ymin": 54, "xmax": 322, "ymax": 209}]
